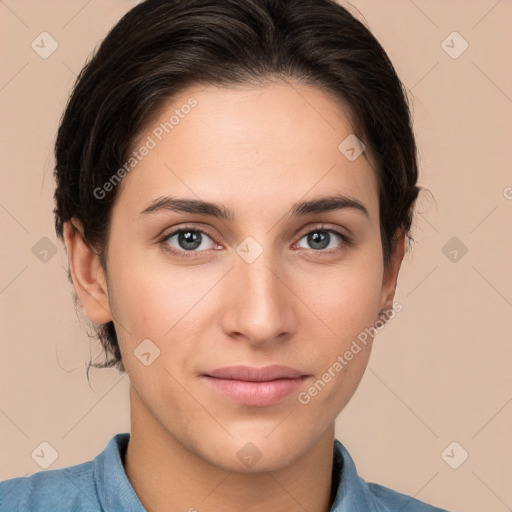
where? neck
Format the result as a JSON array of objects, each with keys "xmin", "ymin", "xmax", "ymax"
[{"xmin": 123, "ymin": 385, "xmax": 337, "ymax": 512}]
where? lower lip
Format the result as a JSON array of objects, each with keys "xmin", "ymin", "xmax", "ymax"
[{"xmin": 202, "ymin": 376, "xmax": 309, "ymax": 407}]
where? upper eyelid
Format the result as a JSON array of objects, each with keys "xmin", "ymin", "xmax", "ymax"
[{"xmin": 162, "ymin": 224, "xmax": 216, "ymax": 242}]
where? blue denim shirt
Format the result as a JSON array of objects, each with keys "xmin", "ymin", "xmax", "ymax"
[{"xmin": 0, "ymin": 433, "xmax": 449, "ymax": 511}]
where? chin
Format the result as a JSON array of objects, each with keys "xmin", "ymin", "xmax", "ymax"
[{"xmin": 200, "ymin": 432, "xmax": 308, "ymax": 474}]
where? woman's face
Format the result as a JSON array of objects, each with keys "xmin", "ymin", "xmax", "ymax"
[{"xmin": 95, "ymin": 81, "xmax": 403, "ymax": 471}]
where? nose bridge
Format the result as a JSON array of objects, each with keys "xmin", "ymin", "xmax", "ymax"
[
  {"xmin": 225, "ymin": 236, "xmax": 294, "ymax": 342},
  {"xmin": 237, "ymin": 239, "xmax": 282, "ymax": 309},
  {"xmin": 241, "ymin": 246, "xmax": 278, "ymax": 297}
]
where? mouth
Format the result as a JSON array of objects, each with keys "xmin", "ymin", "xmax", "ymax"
[{"xmin": 201, "ymin": 365, "xmax": 310, "ymax": 407}]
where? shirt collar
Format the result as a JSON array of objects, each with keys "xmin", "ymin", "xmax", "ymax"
[
  {"xmin": 331, "ymin": 439, "xmax": 374, "ymax": 511},
  {"xmin": 93, "ymin": 433, "xmax": 372, "ymax": 511},
  {"xmin": 93, "ymin": 432, "xmax": 145, "ymax": 511}
]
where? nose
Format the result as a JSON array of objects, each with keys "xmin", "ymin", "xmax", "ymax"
[{"xmin": 220, "ymin": 245, "xmax": 297, "ymax": 347}]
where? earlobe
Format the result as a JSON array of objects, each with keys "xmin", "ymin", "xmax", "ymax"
[
  {"xmin": 62, "ymin": 219, "xmax": 113, "ymax": 325},
  {"xmin": 379, "ymin": 230, "xmax": 407, "ymax": 315}
]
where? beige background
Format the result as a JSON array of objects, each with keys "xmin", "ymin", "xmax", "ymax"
[{"xmin": 1, "ymin": 1, "xmax": 511, "ymax": 511}]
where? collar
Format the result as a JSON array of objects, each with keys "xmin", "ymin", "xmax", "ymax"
[{"xmin": 93, "ymin": 433, "xmax": 371, "ymax": 511}]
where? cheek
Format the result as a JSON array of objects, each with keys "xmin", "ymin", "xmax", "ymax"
[
  {"xmin": 297, "ymin": 245, "xmax": 384, "ymax": 402},
  {"xmin": 300, "ymin": 269, "xmax": 381, "ymax": 416},
  {"xmin": 106, "ymin": 248, "xmax": 222, "ymax": 373},
  {"xmin": 108, "ymin": 263, "xmax": 202, "ymax": 396},
  {"xmin": 110, "ymin": 266, "xmax": 195, "ymax": 339},
  {"xmin": 305, "ymin": 253, "xmax": 384, "ymax": 338}
]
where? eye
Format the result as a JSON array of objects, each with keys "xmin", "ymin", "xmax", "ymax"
[
  {"xmin": 158, "ymin": 224, "xmax": 353, "ymax": 259},
  {"xmin": 295, "ymin": 226, "xmax": 352, "ymax": 254},
  {"xmin": 159, "ymin": 227, "xmax": 218, "ymax": 258}
]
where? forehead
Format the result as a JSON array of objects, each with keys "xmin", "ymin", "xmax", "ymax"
[{"xmin": 113, "ymin": 81, "xmax": 379, "ymax": 221}]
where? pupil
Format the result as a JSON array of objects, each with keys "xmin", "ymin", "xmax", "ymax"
[
  {"xmin": 180, "ymin": 231, "xmax": 201, "ymax": 250},
  {"xmin": 309, "ymin": 231, "xmax": 329, "ymax": 250}
]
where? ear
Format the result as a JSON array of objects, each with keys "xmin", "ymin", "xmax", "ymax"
[
  {"xmin": 62, "ymin": 219, "xmax": 113, "ymax": 325},
  {"xmin": 378, "ymin": 229, "xmax": 407, "ymax": 315}
]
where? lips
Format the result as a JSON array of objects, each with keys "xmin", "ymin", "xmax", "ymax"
[
  {"xmin": 204, "ymin": 364, "xmax": 308, "ymax": 381},
  {"xmin": 201, "ymin": 365, "xmax": 310, "ymax": 407}
]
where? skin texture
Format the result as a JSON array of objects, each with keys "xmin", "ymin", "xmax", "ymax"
[{"xmin": 63, "ymin": 80, "xmax": 406, "ymax": 512}]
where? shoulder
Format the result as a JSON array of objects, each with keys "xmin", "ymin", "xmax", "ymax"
[
  {"xmin": 332, "ymin": 439, "xmax": 450, "ymax": 512},
  {"xmin": 0, "ymin": 460, "xmax": 100, "ymax": 512},
  {"xmin": 366, "ymin": 482, "xmax": 450, "ymax": 511}
]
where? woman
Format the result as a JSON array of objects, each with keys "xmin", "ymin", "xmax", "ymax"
[{"xmin": 0, "ymin": 0, "xmax": 450, "ymax": 510}]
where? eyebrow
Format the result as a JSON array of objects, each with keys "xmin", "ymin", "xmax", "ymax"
[{"xmin": 140, "ymin": 194, "xmax": 369, "ymax": 220}]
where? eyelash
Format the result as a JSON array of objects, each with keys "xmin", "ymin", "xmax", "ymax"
[{"xmin": 157, "ymin": 224, "xmax": 353, "ymax": 259}]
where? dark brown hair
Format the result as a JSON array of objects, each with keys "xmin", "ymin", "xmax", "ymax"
[{"xmin": 54, "ymin": 0, "xmax": 421, "ymax": 374}]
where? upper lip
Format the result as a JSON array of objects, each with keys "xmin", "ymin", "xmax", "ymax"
[{"xmin": 204, "ymin": 365, "xmax": 309, "ymax": 382}]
